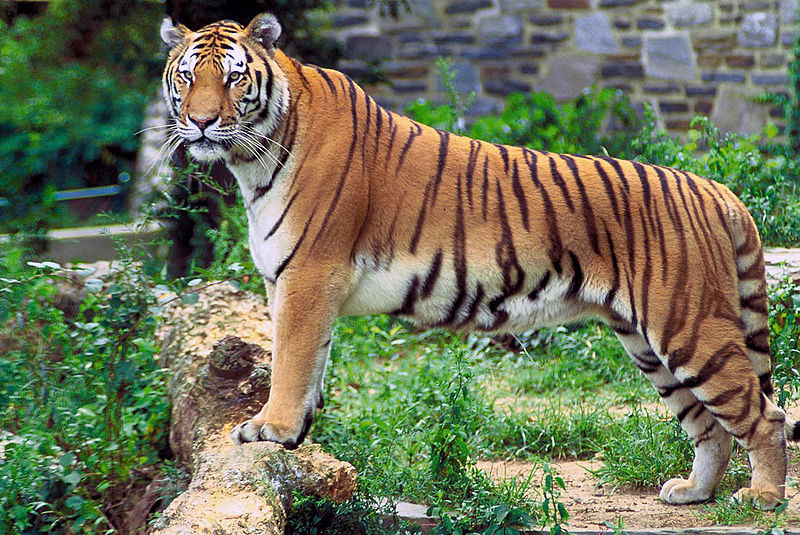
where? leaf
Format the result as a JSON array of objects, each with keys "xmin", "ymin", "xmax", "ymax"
[
  {"xmin": 63, "ymin": 471, "xmax": 82, "ymax": 487},
  {"xmin": 187, "ymin": 278, "xmax": 203, "ymax": 287},
  {"xmin": 181, "ymin": 292, "xmax": 200, "ymax": 305},
  {"xmin": 26, "ymin": 261, "xmax": 44, "ymax": 268},
  {"xmin": 41, "ymin": 261, "xmax": 61, "ymax": 270},
  {"xmin": 13, "ymin": 504, "xmax": 28, "ymax": 522},
  {"xmin": 65, "ymin": 495, "xmax": 85, "ymax": 510},
  {"xmin": 76, "ymin": 406, "xmax": 98, "ymax": 418},
  {"xmin": 59, "ymin": 451, "xmax": 76, "ymax": 469},
  {"xmin": 228, "ymin": 279, "xmax": 241, "ymax": 290}
]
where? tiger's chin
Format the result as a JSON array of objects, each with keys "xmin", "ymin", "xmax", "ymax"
[{"xmin": 187, "ymin": 138, "xmax": 228, "ymax": 162}]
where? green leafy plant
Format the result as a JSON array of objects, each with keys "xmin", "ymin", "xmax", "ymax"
[
  {"xmin": 768, "ymin": 275, "xmax": 800, "ymax": 407},
  {"xmin": 0, "ymin": 1, "xmax": 163, "ymax": 234},
  {"xmin": 539, "ymin": 463, "xmax": 569, "ymax": 535},
  {"xmin": 0, "ymin": 229, "xmax": 170, "ymax": 532}
]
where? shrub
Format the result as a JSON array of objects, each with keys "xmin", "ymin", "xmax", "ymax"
[
  {"xmin": 0, "ymin": 240, "xmax": 169, "ymax": 533},
  {"xmin": 0, "ymin": 1, "xmax": 162, "ymax": 234}
]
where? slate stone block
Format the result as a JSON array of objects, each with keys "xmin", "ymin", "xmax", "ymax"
[
  {"xmin": 644, "ymin": 34, "xmax": 695, "ymax": 81},
  {"xmin": 477, "ymin": 15, "xmax": 523, "ymax": 45},
  {"xmin": 739, "ymin": 12, "xmax": 777, "ymax": 47},
  {"xmin": 575, "ymin": 12, "xmax": 619, "ymax": 54}
]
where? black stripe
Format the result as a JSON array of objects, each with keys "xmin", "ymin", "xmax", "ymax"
[
  {"xmin": 313, "ymin": 66, "xmax": 337, "ymax": 96},
  {"xmin": 704, "ymin": 387, "xmax": 744, "ymax": 408},
  {"xmin": 265, "ymin": 191, "xmax": 299, "ymax": 240},
  {"xmin": 481, "ymin": 155, "xmax": 490, "ymax": 221},
  {"xmin": 745, "ymin": 328, "xmax": 770, "ymax": 353},
  {"xmin": 394, "ymin": 276, "xmax": 420, "ymax": 315},
  {"xmin": 528, "ymin": 271, "xmax": 551, "ymax": 301},
  {"xmin": 740, "ymin": 295, "xmax": 768, "ymax": 314},
  {"xmin": 560, "ymin": 154, "xmax": 599, "ymax": 253},
  {"xmin": 409, "ymin": 180, "xmax": 434, "ymax": 255},
  {"xmin": 523, "ymin": 149, "xmax": 563, "ymax": 271},
  {"xmin": 495, "ymin": 144, "xmax": 509, "ymax": 174},
  {"xmin": 437, "ymin": 174, "xmax": 468, "ymax": 325},
  {"xmin": 510, "ymin": 159, "xmax": 529, "ymax": 231},
  {"xmin": 454, "ymin": 283, "xmax": 485, "ymax": 329},
  {"xmin": 604, "ymin": 227, "xmax": 621, "ymax": 308},
  {"xmin": 593, "ymin": 159, "xmax": 621, "ymax": 224},
  {"xmin": 274, "ymin": 214, "xmax": 314, "ymax": 280},
  {"xmin": 465, "ymin": 140, "xmax": 481, "ymax": 209},
  {"xmin": 395, "ymin": 123, "xmax": 423, "ymax": 174},
  {"xmin": 565, "ymin": 251, "xmax": 583, "ymax": 298},
  {"xmin": 431, "ymin": 130, "xmax": 450, "ymax": 204},
  {"xmin": 638, "ymin": 209, "xmax": 652, "ymax": 339},
  {"xmin": 420, "ymin": 250, "xmax": 443, "ymax": 299},
  {"xmin": 547, "ymin": 155, "xmax": 575, "ymax": 211}
]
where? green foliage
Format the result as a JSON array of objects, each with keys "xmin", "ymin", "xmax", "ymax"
[
  {"xmin": 0, "ymin": 1, "xmax": 162, "ymax": 233},
  {"xmin": 768, "ymin": 275, "xmax": 800, "ymax": 408},
  {"xmin": 407, "ymin": 68, "xmax": 639, "ymax": 158},
  {"xmin": 632, "ymin": 106, "xmax": 800, "ymax": 246},
  {"xmin": 0, "ymin": 240, "xmax": 169, "ymax": 533}
]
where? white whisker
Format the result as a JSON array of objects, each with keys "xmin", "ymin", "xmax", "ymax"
[{"xmin": 135, "ymin": 123, "xmax": 175, "ymax": 136}]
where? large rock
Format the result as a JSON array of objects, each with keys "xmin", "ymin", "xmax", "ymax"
[
  {"xmin": 739, "ymin": 12, "xmax": 778, "ymax": 48},
  {"xmin": 346, "ymin": 34, "xmax": 394, "ymax": 61},
  {"xmin": 643, "ymin": 34, "xmax": 696, "ymax": 81},
  {"xmin": 710, "ymin": 87, "xmax": 769, "ymax": 136},
  {"xmin": 665, "ymin": 0, "xmax": 713, "ymax": 27},
  {"xmin": 575, "ymin": 12, "xmax": 619, "ymax": 54},
  {"xmin": 782, "ymin": 0, "xmax": 799, "ymax": 24},
  {"xmin": 535, "ymin": 53, "xmax": 602, "ymax": 101}
]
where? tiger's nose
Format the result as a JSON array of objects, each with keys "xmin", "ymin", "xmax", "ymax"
[{"xmin": 189, "ymin": 114, "xmax": 217, "ymax": 132}]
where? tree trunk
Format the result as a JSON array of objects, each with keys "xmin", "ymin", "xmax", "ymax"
[{"xmin": 150, "ymin": 285, "xmax": 356, "ymax": 534}]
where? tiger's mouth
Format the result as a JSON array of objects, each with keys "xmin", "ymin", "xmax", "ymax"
[{"xmin": 186, "ymin": 136, "xmax": 228, "ymax": 162}]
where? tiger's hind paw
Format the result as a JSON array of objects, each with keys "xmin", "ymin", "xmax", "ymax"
[
  {"xmin": 659, "ymin": 478, "xmax": 713, "ymax": 505},
  {"xmin": 732, "ymin": 487, "xmax": 783, "ymax": 511}
]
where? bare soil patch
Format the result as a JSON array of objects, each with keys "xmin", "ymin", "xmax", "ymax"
[{"xmin": 477, "ymin": 401, "xmax": 800, "ymax": 530}]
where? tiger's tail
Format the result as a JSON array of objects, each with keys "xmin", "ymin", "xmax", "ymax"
[{"xmin": 729, "ymin": 198, "xmax": 800, "ymax": 442}]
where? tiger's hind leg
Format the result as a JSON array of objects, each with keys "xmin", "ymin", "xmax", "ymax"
[
  {"xmin": 614, "ymin": 328, "xmax": 732, "ymax": 504},
  {"xmin": 648, "ymin": 318, "xmax": 785, "ymax": 510}
]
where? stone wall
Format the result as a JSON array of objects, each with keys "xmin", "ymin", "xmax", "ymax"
[{"xmin": 329, "ymin": 0, "xmax": 799, "ymax": 135}]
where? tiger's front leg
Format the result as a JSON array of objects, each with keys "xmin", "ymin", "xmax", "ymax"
[{"xmin": 230, "ymin": 272, "xmax": 340, "ymax": 449}]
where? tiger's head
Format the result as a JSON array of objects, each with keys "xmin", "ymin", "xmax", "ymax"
[{"xmin": 160, "ymin": 13, "xmax": 288, "ymax": 163}]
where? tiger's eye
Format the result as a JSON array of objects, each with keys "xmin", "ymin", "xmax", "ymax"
[
  {"xmin": 181, "ymin": 70, "xmax": 193, "ymax": 82},
  {"xmin": 228, "ymin": 71, "xmax": 241, "ymax": 83}
]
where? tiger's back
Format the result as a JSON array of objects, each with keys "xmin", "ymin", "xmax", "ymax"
[{"xmin": 160, "ymin": 12, "xmax": 798, "ymax": 510}]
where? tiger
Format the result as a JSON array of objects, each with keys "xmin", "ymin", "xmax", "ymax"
[{"xmin": 160, "ymin": 12, "xmax": 800, "ymax": 509}]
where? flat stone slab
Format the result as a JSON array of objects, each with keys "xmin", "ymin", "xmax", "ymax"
[{"xmin": 764, "ymin": 247, "xmax": 800, "ymax": 284}]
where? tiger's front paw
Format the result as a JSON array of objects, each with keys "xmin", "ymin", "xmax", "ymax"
[
  {"xmin": 229, "ymin": 411, "xmax": 314, "ymax": 450},
  {"xmin": 659, "ymin": 477, "xmax": 713, "ymax": 504},
  {"xmin": 732, "ymin": 486, "xmax": 783, "ymax": 511}
]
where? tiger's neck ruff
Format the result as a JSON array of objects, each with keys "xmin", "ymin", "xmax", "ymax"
[{"xmin": 161, "ymin": 12, "xmax": 799, "ymax": 511}]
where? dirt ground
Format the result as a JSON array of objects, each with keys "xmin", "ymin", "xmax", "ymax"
[{"xmin": 476, "ymin": 402, "xmax": 800, "ymax": 531}]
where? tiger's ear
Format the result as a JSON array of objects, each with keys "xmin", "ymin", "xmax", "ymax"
[
  {"xmin": 160, "ymin": 17, "xmax": 189, "ymax": 49},
  {"xmin": 246, "ymin": 12, "xmax": 282, "ymax": 53}
]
